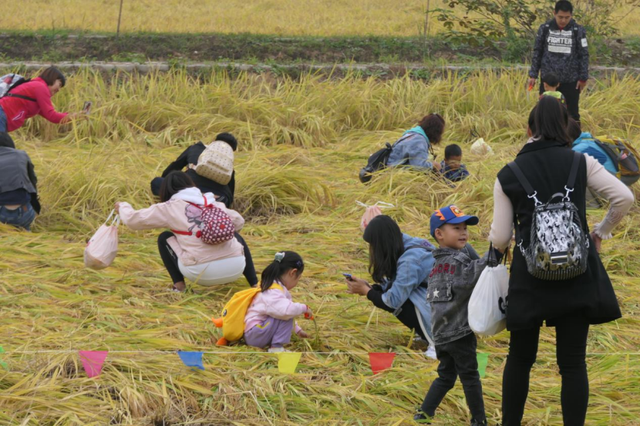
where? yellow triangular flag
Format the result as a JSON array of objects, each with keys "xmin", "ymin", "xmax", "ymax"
[{"xmin": 276, "ymin": 352, "xmax": 302, "ymax": 374}]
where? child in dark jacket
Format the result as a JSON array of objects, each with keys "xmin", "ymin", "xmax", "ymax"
[
  {"xmin": 539, "ymin": 72, "xmax": 566, "ymax": 106},
  {"xmin": 414, "ymin": 205, "xmax": 499, "ymax": 426},
  {"xmin": 440, "ymin": 144, "xmax": 470, "ymax": 182}
]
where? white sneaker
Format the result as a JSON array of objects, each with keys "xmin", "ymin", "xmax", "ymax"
[
  {"xmin": 424, "ymin": 347, "xmax": 437, "ymax": 360},
  {"xmin": 267, "ymin": 347, "xmax": 289, "ymax": 353}
]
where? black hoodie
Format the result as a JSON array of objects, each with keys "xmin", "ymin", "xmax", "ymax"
[{"xmin": 529, "ymin": 18, "xmax": 589, "ymax": 83}]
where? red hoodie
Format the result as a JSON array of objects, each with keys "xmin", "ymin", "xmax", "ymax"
[{"xmin": 0, "ymin": 77, "xmax": 68, "ymax": 132}]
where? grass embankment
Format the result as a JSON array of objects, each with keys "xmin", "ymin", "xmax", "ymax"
[
  {"xmin": 6, "ymin": 0, "xmax": 640, "ymax": 37},
  {"xmin": 2, "ymin": 32, "xmax": 640, "ymax": 68},
  {"xmin": 0, "ymin": 69, "xmax": 639, "ymax": 425}
]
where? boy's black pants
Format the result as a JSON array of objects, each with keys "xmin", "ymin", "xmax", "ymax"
[{"xmin": 421, "ymin": 333, "xmax": 485, "ymax": 421}]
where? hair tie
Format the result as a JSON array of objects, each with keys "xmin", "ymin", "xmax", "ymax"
[
  {"xmin": 274, "ymin": 252, "xmax": 285, "ymax": 263},
  {"xmin": 296, "ymin": 260, "xmax": 303, "ymax": 268}
]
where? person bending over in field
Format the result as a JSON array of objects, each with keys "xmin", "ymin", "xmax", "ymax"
[
  {"xmin": 150, "ymin": 133, "xmax": 258, "ymax": 286},
  {"xmin": 386, "ymin": 113, "xmax": 445, "ymax": 173},
  {"xmin": 344, "ymin": 215, "xmax": 438, "ymax": 359},
  {"xmin": 151, "ymin": 133, "xmax": 238, "ymax": 207},
  {"xmin": 0, "ymin": 66, "xmax": 86, "ymax": 133},
  {"xmin": 0, "ymin": 132, "xmax": 39, "ymax": 231},
  {"xmin": 116, "ymin": 172, "xmax": 249, "ymax": 292}
]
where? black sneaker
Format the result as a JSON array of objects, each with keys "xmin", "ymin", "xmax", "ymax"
[{"xmin": 413, "ymin": 409, "xmax": 432, "ymax": 424}]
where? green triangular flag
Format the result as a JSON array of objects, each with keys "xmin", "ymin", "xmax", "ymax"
[
  {"xmin": 0, "ymin": 346, "xmax": 7, "ymax": 370},
  {"xmin": 477, "ymin": 352, "xmax": 488, "ymax": 378}
]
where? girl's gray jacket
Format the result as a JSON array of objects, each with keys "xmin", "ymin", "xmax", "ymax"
[{"xmin": 0, "ymin": 146, "xmax": 36, "ymax": 194}]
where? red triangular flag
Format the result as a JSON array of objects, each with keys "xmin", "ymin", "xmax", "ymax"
[
  {"xmin": 79, "ymin": 351, "xmax": 108, "ymax": 378},
  {"xmin": 369, "ymin": 352, "xmax": 396, "ymax": 375}
]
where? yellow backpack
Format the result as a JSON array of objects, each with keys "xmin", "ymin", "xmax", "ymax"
[
  {"xmin": 212, "ymin": 283, "xmax": 284, "ymax": 346},
  {"xmin": 596, "ymin": 136, "xmax": 640, "ymax": 185}
]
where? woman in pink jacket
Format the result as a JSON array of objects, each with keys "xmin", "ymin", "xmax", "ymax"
[
  {"xmin": 0, "ymin": 67, "xmax": 84, "ymax": 133},
  {"xmin": 244, "ymin": 251, "xmax": 312, "ymax": 352},
  {"xmin": 116, "ymin": 172, "xmax": 247, "ymax": 292}
]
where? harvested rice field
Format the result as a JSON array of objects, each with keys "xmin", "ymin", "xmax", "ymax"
[
  {"xmin": 7, "ymin": 0, "xmax": 640, "ymax": 37},
  {"xmin": 0, "ymin": 69, "xmax": 639, "ymax": 425}
]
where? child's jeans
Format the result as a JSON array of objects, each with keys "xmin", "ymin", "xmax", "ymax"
[
  {"xmin": 244, "ymin": 317, "xmax": 293, "ymax": 349},
  {"xmin": 0, "ymin": 204, "xmax": 36, "ymax": 231},
  {"xmin": 421, "ymin": 333, "xmax": 486, "ymax": 421}
]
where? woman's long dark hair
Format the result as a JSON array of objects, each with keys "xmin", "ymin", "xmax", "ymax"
[
  {"xmin": 260, "ymin": 251, "xmax": 305, "ymax": 292},
  {"xmin": 533, "ymin": 96, "xmax": 571, "ymax": 146},
  {"xmin": 363, "ymin": 215, "xmax": 405, "ymax": 283},
  {"xmin": 159, "ymin": 171, "xmax": 196, "ymax": 202}
]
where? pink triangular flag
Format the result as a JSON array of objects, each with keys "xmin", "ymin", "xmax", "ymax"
[
  {"xmin": 79, "ymin": 351, "xmax": 108, "ymax": 378},
  {"xmin": 369, "ymin": 352, "xmax": 396, "ymax": 375}
]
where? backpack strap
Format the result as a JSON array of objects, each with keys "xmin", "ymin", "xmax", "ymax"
[
  {"xmin": 4, "ymin": 93, "xmax": 37, "ymax": 102},
  {"xmin": 507, "ymin": 160, "xmax": 541, "ymax": 206},
  {"xmin": 392, "ymin": 133, "xmax": 414, "ymax": 148},
  {"xmin": 269, "ymin": 283, "xmax": 285, "ymax": 292},
  {"xmin": 508, "ymin": 152, "xmax": 582, "ymax": 203},
  {"xmin": 560, "ymin": 151, "xmax": 582, "ymax": 201},
  {"xmin": 566, "ymin": 151, "xmax": 582, "ymax": 190}
]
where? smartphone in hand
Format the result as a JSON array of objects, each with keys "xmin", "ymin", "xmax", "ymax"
[
  {"xmin": 342, "ymin": 273, "xmax": 353, "ymax": 281},
  {"xmin": 82, "ymin": 101, "xmax": 93, "ymax": 114}
]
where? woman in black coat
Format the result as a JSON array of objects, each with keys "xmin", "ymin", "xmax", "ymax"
[
  {"xmin": 151, "ymin": 133, "xmax": 236, "ymax": 207},
  {"xmin": 489, "ymin": 97, "xmax": 634, "ymax": 425}
]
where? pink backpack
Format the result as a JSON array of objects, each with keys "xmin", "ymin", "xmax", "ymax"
[{"xmin": 173, "ymin": 196, "xmax": 235, "ymax": 244}]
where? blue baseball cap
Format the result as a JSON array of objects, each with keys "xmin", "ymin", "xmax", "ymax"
[{"xmin": 430, "ymin": 205, "xmax": 479, "ymax": 239}]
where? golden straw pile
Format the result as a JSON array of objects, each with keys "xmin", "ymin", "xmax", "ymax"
[{"xmin": 7, "ymin": 0, "xmax": 640, "ymax": 37}]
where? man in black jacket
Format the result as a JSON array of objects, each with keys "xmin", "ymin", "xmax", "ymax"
[{"xmin": 528, "ymin": 1, "xmax": 589, "ymax": 123}]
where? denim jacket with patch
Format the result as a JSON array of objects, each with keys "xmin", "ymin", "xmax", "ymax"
[
  {"xmin": 426, "ymin": 246, "xmax": 489, "ymax": 346},
  {"xmin": 387, "ymin": 127, "xmax": 433, "ymax": 170}
]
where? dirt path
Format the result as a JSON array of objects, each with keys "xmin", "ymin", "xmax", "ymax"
[{"xmin": 2, "ymin": 61, "xmax": 639, "ymax": 80}]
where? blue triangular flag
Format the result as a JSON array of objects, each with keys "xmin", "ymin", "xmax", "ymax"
[{"xmin": 178, "ymin": 351, "xmax": 204, "ymax": 370}]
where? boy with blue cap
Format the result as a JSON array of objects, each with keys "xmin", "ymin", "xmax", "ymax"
[{"xmin": 414, "ymin": 204, "xmax": 496, "ymax": 425}]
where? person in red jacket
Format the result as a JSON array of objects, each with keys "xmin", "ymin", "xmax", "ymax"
[{"xmin": 0, "ymin": 67, "xmax": 85, "ymax": 133}]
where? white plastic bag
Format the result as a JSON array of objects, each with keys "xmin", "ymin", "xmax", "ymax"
[
  {"xmin": 470, "ymin": 138, "xmax": 493, "ymax": 156},
  {"xmin": 468, "ymin": 262, "xmax": 509, "ymax": 335},
  {"xmin": 84, "ymin": 210, "xmax": 120, "ymax": 270}
]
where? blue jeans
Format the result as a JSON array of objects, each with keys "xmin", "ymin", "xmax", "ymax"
[
  {"xmin": 0, "ymin": 106, "xmax": 7, "ymax": 133},
  {"xmin": 0, "ymin": 204, "xmax": 36, "ymax": 231}
]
